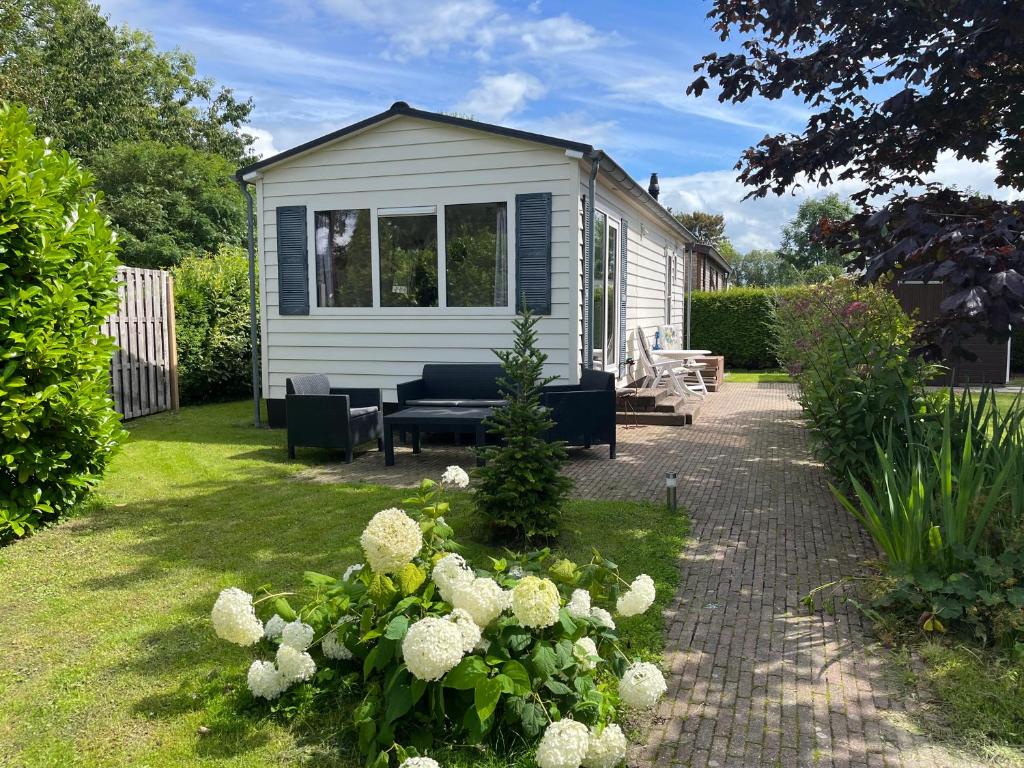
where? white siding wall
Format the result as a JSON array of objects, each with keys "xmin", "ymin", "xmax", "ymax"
[
  {"xmin": 257, "ymin": 116, "xmax": 578, "ymax": 400},
  {"xmin": 576, "ymin": 170, "xmax": 688, "ymax": 383}
]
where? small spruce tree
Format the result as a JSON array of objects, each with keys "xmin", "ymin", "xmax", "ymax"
[{"xmin": 473, "ymin": 307, "xmax": 573, "ymax": 542}]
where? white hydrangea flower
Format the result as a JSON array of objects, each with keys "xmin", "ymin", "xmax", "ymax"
[
  {"xmin": 582, "ymin": 723, "xmax": 627, "ymax": 768},
  {"xmin": 360, "ymin": 508, "xmax": 423, "ymax": 574},
  {"xmin": 322, "ymin": 618, "xmax": 356, "ymax": 660},
  {"xmin": 247, "ymin": 660, "xmax": 287, "ymax": 700},
  {"xmin": 573, "ymin": 637, "xmax": 599, "ymax": 671},
  {"xmin": 446, "ymin": 608, "xmax": 482, "ymax": 654},
  {"xmin": 589, "ymin": 607, "xmax": 616, "ymax": 630},
  {"xmin": 511, "ymin": 576, "xmax": 560, "ymax": 629},
  {"xmin": 263, "ymin": 614, "xmax": 287, "ymax": 640},
  {"xmin": 277, "ymin": 644, "xmax": 316, "ymax": 683},
  {"xmin": 566, "ymin": 589, "xmax": 592, "ymax": 620},
  {"xmin": 618, "ymin": 661, "xmax": 667, "ymax": 709},
  {"xmin": 211, "ymin": 587, "xmax": 265, "ymax": 646},
  {"xmin": 402, "ymin": 616, "xmax": 466, "ymax": 681},
  {"xmin": 535, "ymin": 718, "xmax": 590, "ymax": 768},
  {"xmin": 451, "ymin": 577, "xmax": 507, "ymax": 627},
  {"xmin": 343, "ymin": 563, "xmax": 364, "ymax": 581},
  {"xmin": 432, "ymin": 553, "xmax": 474, "ymax": 603},
  {"xmin": 400, "ymin": 758, "xmax": 441, "ymax": 768},
  {"xmin": 616, "ymin": 574, "xmax": 656, "ymax": 618},
  {"xmin": 280, "ymin": 620, "xmax": 314, "ymax": 650},
  {"xmin": 474, "ymin": 637, "xmax": 491, "ymax": 654},
  {"xmin": 440, "ymin": 465, "xmax": 470, "ymax": 488}
]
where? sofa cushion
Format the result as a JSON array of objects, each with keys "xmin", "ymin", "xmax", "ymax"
[
  {"xmin": 350, "ymin": 406, "xmax": 379, "ymax": 418},
  {"xmin": 287, "ymin": 374, "xmax": 331, "ymax": 395},
  {"xmin": 579, "ymin": 369, "xmax": 615, "ymax": 390},
  {"xmin": 420, "ymin": 364, "xmax": 504, "ymax": 400}
]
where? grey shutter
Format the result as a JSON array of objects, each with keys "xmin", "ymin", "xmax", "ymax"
[
  {"xmin": 276, "ymin": 205, "xmax": 309, "ymax": 315},
  {"xmin": 515, "ymin": 192, "xmax": 552, "ymax": 315},
  {"xmin": 618, "ymin": 220, "xmax": 629, "ymax": 378}
]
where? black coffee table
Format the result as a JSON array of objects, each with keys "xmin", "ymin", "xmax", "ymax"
[{"xmin": 383, "ymin": 407, "xmax": 493, "ymax": 467}]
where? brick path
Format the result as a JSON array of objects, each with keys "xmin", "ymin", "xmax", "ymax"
[{"xmin": 304, "ymin": 383, "xmax": 978, "ymax": 767}]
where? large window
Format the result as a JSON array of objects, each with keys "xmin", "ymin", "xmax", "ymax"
[
  {"xmin": 314, "ymin": 209, "xmax": 372, "ymax": 307},
  {"xmin": 378, "ymin": 211, "xmax": 438, "ymax": 307},
  {"xmin": 445, "ymin": 202, "xmax": 508, "ymax": 307},
  {"xmin": 590, "ymin": 211, "xmax": 618, "ymax": 369}
]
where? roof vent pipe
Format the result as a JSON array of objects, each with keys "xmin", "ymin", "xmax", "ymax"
[{"xmin": 648, "ymin": 172, "xmax": 660, "ymax": 200}]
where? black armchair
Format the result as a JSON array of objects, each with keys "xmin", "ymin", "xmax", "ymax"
[
  {"xmin": 285, "ymin": 375, "xmax": 382, "ymax": 463},
  {"xmin": 542, "ymin": 369, "xmax": 617, "ymax": 458}
]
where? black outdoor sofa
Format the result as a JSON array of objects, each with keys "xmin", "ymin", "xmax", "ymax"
[
  {"xmin": 285, "ymin": 374, "xmax": 382, "ymax": 462},
  {"xmin": 397, "ymin": 364, "xmax": 617, "ymax": 458}
]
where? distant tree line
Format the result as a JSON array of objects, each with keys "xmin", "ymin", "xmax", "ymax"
[
  {"xmin": 1, "ymin": 0, "xmax": 254, "ymax": 268},
  {"xmin": 671, "ymin": 193, "xmax": 855, "ymax": 288}
]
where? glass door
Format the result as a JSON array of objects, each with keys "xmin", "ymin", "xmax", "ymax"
[{"xmin": 590, "ymin": 213, "xmax": 617, "ymax": 370}]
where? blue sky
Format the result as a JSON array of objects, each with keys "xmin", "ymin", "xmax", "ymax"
[{"xmin": 99, "ymin": 0, "xmax": 1004, "ymax": 250}]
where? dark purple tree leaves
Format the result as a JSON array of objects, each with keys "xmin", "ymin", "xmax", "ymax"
[{"xmin": 688, "ymin": 0, "xmax": 1024, "ymax": 349}]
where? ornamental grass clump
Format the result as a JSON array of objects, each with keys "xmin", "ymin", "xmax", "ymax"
[{"xmin": 210, "ymin": 472, "xmax": 665, "ymax": 768}]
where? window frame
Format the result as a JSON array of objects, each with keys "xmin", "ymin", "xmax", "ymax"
[
  {"xmin": 589, "ymin": 206, "xmax": 620, "ymax": 372},
  {"xmin": 305, "ymin": 193, "xmax": 516, "ymax": 317}
]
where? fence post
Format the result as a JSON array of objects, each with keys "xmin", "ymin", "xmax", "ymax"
[{"xmin": 166, "ymin": 274, "xmax": 180, "ymax": 411}]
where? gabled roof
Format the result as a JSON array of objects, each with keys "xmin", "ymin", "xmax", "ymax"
[
  {"xmin": 237, "ymin": 101, "xmax": 698, "ymax": 247},
  {"xmin": 236, "ymin": 101, "xmax": 592, "ymax": 180},
  {"xmin": 694, "ymin": 242, "xmax": 732, "ymax": 273}
]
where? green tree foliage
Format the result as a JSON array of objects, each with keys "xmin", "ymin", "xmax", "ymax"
[
  {"xmin": 779, "ymin": 194, "xmax": 854, "ymax": 271},
  {"xmin": 728, "ymin": 249, "xmax": 801, "ymax": 288},
  {"xmin": 673, "ymin": 210, "xmax": 726, "ymax": 245},
  {"xmin": 0, "ymin": 105, "xmax": 126, "ymax": 543},
  {"xmin": 90, "ymin": 141, "xmax": 246, "ymax": 268},
  {"xmin": 173, "ymin": 247, "xmax": 256, "ymax": 404},
  {"xmin": 0, "ymin": 0, "xmax": 253, "ymax": 163},
  {"xmin": 474, "ymin": 309, "xmax": 573, "ymax": 541}
]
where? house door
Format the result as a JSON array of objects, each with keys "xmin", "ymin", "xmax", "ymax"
[{"xmin": 591, "ymin": 212, "xmax": 618, "ymax": 370}]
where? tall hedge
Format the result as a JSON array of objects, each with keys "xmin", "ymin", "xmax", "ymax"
[
  {"xmin": 1013, "ymin": 327, "xmax": 1024, "ymax": 373},
  {"xmin": 690, "ymin": 288, "xmax": 807, "ymax": 369},
  {"xmin": 173, "ymin": 246, "xmax": 256, "ymax": 404},
  {"xmin": 0, "ymin": 104, "xmax": 125, "ymax": 544}
]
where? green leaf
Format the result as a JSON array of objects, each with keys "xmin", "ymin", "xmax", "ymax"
[
  {"xmin": 1006, "ymin": 588, "xmax": 1024, "ymax": 608},
  {"xmin": 303, "ymin": 571, "xmax": 337, "ymax": 588},
  {"xmin": 544, "ymin": 679, "xmax": 572, "ymax": 696},
  {"xmin": 386, "ymin": 684, "xmax": 414, "ymax": 722},
  {"xmin": 384, "ymin": 615, "xmax": 410, "ymax": 640},
  {"xmin": 273, "ymin": 597, "xmax": 297, "ymax": 622},
  {"xmin": 501, "ymin": 660, "xmax": 532, "ymax": 695},
  {"xmin": 443, "ymin": 655, "xmax": 489, "ymax": 690},
  {"xmin": 558, "ymin": 609, "xmax": 577, "ymax": 635},
  {"xmin": 530, "ymin": 644, "xmax": 558, "ymax": 680},
  {"xmin": 396, "ymin": 563, "xmax": 426, "ymax": 595},
  {"xmin": 368, "ymin": 573, "xmax": 397, "ymax": 608},
  {"xmin": 474, "ymin": 676, "xmax": 503, "ymax": 723}
]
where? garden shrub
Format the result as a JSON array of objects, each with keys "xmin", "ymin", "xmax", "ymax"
[
  {"xmin": 0, "ymin": 104, "xmax": 125, "ymax": 543},
  {"xmin": 690, "ymin": 287, "xmax": 807, "ymax": 370},
  {"xmin": 173, "ymin": 246, "xmax": 255, "ymax": 404},
  {"xmin": 210, "ymin": 472, "xmax": 665, "ymax": 768},
  {"xmin": 774, "ymin": 279, "xmax": 941, "ymax": 486},
  {"xmin": 473, "ymin": 308, "xmax": 573, "ymax": 541}
]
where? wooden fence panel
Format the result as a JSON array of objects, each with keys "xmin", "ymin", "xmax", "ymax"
[{"xmin": 103, "ymin": 266, "xmax": 178, "ymax": 419}]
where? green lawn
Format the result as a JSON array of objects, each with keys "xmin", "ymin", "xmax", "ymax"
[
  {"xmin": 724, "ymin": 369, "xmax": 793, "ymax": 383},
  {"xmin": 0, "ymin": 401, "xmax": 687, "ymax": 768}
]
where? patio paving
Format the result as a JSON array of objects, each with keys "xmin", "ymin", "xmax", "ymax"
[{"xmin": 303, "ymin": 382, "xmax": 980, "ymax": 767}]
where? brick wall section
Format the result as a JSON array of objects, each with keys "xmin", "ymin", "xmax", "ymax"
[{"xmin": 302, "ymin": 384, "xmax": 982, "ymax": 767}]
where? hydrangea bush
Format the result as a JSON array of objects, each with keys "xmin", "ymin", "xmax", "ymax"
[{"xmin": 211, "ymin": 469, "xmax": 665, "ymax": 768}]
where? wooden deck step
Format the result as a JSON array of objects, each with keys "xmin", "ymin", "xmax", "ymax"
[
  {"xmin": 616, "ymin": 394, "xmax": 702, "ymax": 426},
  {"xmin": 615, "ymin": 387, "xmax": 675, "ymax": 412}
]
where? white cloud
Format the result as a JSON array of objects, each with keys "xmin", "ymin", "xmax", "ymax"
[
  {"xmin": 457, "ymin": 73, "xmax": 545, "ymax": 122},
  {"xmin": 318, "ymin": 0, "xmax": 500, "ymax": 59},
  {"xmin": 658, "ymin": 152, "xmax": 1010, "ymax": 252},
  {"xmin": 242, "ymin": 127, "xmax": 281, "ymax": 159},
  {"xmin": 519, "ymin": 14, "xmax": 602, "ymax": 54}
]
